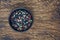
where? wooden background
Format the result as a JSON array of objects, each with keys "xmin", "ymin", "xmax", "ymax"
[{"xmin": 0, "ymin": 0, "xmax": 60, "ymax": 40}]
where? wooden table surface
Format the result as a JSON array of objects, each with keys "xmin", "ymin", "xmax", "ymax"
[{"xmin": 0, "ymin": 0, "xmax": 60, "ymax": 40}]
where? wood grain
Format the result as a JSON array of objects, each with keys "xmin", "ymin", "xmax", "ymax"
[{"xmin": 0, "ymin": 0, "xmax": 60, "ymax": 40}]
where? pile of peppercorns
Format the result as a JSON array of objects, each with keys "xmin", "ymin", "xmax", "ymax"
[{"xmin": 9, "ymin": 8, "xmax": 33, "ymax": 32}]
